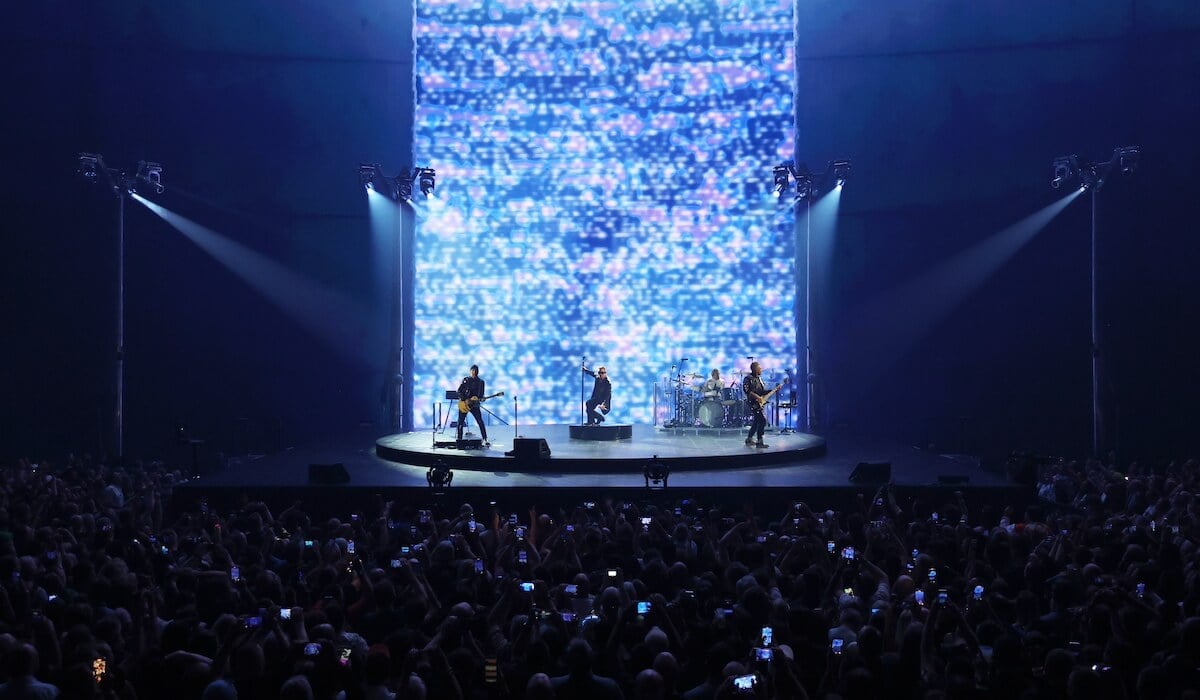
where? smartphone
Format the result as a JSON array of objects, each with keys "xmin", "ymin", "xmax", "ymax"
[
  {"xmin": 761, "ymin": 626, "xmax": 773, "ymax": 646},
  {"xmin": 842, "ymin": 546, "xmax": 856, "ymax": 561},
  {"xmin": 915, "ymin": 590, "xmax": 926, "ymax": 605},
  {"xmin": 304, "ymin": 642, "xmax": 321, "ymax": 657},
  {"xmin": 756, "ymin": 535, "xmax": 767, "ymax": 543},
  {"xmin": 565, "ymin": 584, "xmax": 578, "ymax": 595},
  {"xmin": 583, "ymin": 501, "xmax": 595, "ymax": 509},
  {"xmin": 937, "ymin": 590, "xmax": 948, "ymax": 605},
  {"xmin": 468, "ymin": 519, "xmax": 477, "ymax": 532},
  {"xmin": 561, "ymin": 611, "xmax": 575, "ymax": 622},
  {"xmin": 832, "ymin": 638, "xmax": 844, "ymax": 655},
  {"xmin": 827, "ymin": 541, "xmax": 835, "ymax": 553},
  {"xmin": 281, "ymin": 608, "xmax": 292, "ymax": 620},
  {"xmin": 474, "ymin": 558, "xmax": 485, "ymax": 574},
  {"xmin": 637, "ymin": 601, "xmax": 651, "ymax": 615},
  {"xmin": 755, "ymin": 647, "xmax": 772, "ymax": 661},
  {"xmin": 338, "ymin": 647, "xmax": 352, "ymax": 667},
  {"xmin": 160, "ymin": 545, "xmax": 169, "ymax": 555},
  {"xmin": 733, "ymin": 674, "xmax": 757, "ymax": 690},
  {"xmin": 674, "ymin": 507, "xmax": 682, "ymax": 516},
  {"xmin": 973, "ymin": 585, "xmax": 984, "ymax": 600},
  {"xmin": 520, "ymin": 582, "xmax": 535, "ymax": 593},
  {"xmin": 928, "ymin": 568, "xmax": 938, "ymax": 582},
  {"xmin": 347, "ymin": 540, "xmax": 356, "ymax": 554},
  {"xmin": 606, "ymin": 568, "xmax": 619, "ymax": 579},
  {"xmin": 419, "ymin": 510, "xmax": 431, "ymax": 524},
  {"xmin": 230, "ymin": 566, "xmax": 241, "ymax": 582},
  {"xmin": 304, "ymin": 539, "xmax": 315, "ymax": 548},
  {"xmin": 92, "ymin": 658, "xmax": 107, "ymax": 684},
  {"xmin": 351, "ymin": 513, "xmax": 359, "ymax": 522},
  {"xmin": 245, "ymin": 615, "xmax": 262, "ymax": 629},
  {"xmin": 484, "ymin": 658, "xmax": 498, "ymax": 684},
  {"xmin": 509, "ymin": 514, "xmax": 519, "ymax": 525},
  {"xmin": 1137, "ymin": 582, "xmax": 1146, "ymax": 598},
  {"xmin": 640, "ymin": 516, "xmax": 651, "ymax": 526},
  {"xmin": 390, "ymin": 559, "xmax": 402, "ymax": 569},
  {"xmin": 566, "ymin": 524, "xmax": 575, "ymax": 533},
  {"xmin": 932, "ymin": 512, "xmax": 939, "ymax": 521},
  {"xmin": 518, "ymin": 550, "xmax": 528, "ymax": 564}
]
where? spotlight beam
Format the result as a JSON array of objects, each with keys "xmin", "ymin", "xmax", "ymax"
[
  {"xmin": 841, "ymin": 190, "xmax": 1083, "ymax": 396},
  {"xmin": 133, "ymin": 195, "xmax": 370, "ymax": 363}
]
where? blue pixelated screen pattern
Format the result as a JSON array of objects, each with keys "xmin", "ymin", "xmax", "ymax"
[{"xmin": 414, "ymin": 0, "xmax": 796, "ymax": 425}]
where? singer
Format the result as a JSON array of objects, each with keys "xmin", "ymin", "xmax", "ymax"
[{"xmin": 583, "ymin": 366, "xmax": 612, "ymax": 424}]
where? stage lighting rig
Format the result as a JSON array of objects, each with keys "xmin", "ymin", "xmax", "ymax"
[
  {"xmin": 78, "ymin": 153, "xmax": 164, "ymax": 195},
  {"xmin": 772, "ymin": 162, "xmax": 815, "ymax": 200},
  {"xmin": 643, "ymin": 455, "xmax": 670, "ymax": 489},
  {"xmin": 427, "ymin": 459, "xmax": 453, "ymax": 489},
  {"xmin": 1050, "ymin": 147, "xmax": 1139, "ymax": 193}
]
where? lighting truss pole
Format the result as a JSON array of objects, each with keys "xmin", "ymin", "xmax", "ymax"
[
  {"xmin": 1051, "ymin": 146, "xmax": 1139, "ymax": 456},
  {"xmin": 777, "ymin": 162, "xmax": 816, "ymax": 431},
  {"xmin": 361, "ymin": 163, "xmax": 435, "ymax": 433},
  {"xmin": 78, "ymin": 154, "xmax": 163, "ymax": 459}
]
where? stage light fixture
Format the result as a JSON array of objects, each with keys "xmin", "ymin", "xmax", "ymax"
[
  {"xmin": 78, "ymin": 153, "xmax": 100, "ymax": 180},
  {"xmin": 427, "ymin": 459, "xmax": 453, "ymax": 489},
  {"xmin": 643, "ymin": 455, "xmax": 670, "ymax": 489},
  {"xmin": 829, "ymin": 160, "xmax": 851, "ymax": 188},
  {"xmin": 396, "ymin": 176, "xmax": 414, "ymax": 201},
  {"xmin": 773, "ymin": 165, "xmax": 790, "ymax": 197},
  {"xmin": 1051, "ymin": 155, "xmax": 1079, "ymax": 189},
  {"xmin": 359, "ymin": 163, "xmax": 380, "ymax": 190},
  {"xmin": 793, "ymin": 166, "xmax": 814, "ymax": 201},
  {"xmin": 418, "ymin": 167, "xmax": 436, "ymax": 196},
  {"xmin": 136, "ymin": 161, "xmax": 164, "ymax": 194},
  {"xmin": 1115, "ymin": 146, "xmax": 1140, "ymax": 174}
]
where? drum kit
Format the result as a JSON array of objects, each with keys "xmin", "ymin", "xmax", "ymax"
[{"xmin": 662, "ymin": 366, "xmax": 787, "ymax": 429}]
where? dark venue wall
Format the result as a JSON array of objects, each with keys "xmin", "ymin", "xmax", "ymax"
[
  {"xmin": 1, "ymin": 2, "xmax": 415, "ymax": 460},
  {"xmin": 1, "ymin": 1, "xmax": 1197, "ymax": 463},
  {"xmin": 794, "ymin": 1, "xmax": 1200, "ymax": 461}
]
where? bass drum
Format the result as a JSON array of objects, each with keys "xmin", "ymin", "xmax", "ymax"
[{"xmin": 697, "ymin": 399, "xmax": 725, "ymax": 428}]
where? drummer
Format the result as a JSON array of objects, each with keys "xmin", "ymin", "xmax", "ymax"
[{"xmin": 700, "ymin": 369, "xmax": 724, "ymax": 399}]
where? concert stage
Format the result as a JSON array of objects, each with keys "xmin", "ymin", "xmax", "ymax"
[
  {"xmin": 174, "ymin": 426, "xmax": 1027, "ymax": 519},
  {"xmin": 375, "ymin": 424, "xmax": 826, "ymax": 473}
]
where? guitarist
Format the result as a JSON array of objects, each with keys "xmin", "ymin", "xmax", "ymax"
[
  {"xmin": 457, "ymin": 364, "xmax": 490, "ymax": 446},
  {"xmin": 583, "ymin": 365, "xmax": 612, "ymax": 425},
  {"xmin": 742, "ymin": 362, "xmax": 779, "ymax": 448}
]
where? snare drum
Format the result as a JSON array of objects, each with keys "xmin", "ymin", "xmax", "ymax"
[{"xmin": 697, "ymin": 399, "xmax": 724, "ymax": 428}]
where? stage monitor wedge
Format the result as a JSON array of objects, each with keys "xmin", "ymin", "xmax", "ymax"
[{"xmin": 506, "ymin": 438, "xmax": 551, "ymax": 460}]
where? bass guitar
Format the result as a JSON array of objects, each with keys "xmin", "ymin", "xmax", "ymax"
[{"xmin": 459, "ymin": 391, "xmax": 505, "ymax": 413}]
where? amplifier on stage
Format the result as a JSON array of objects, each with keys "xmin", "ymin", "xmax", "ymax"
[{"xmin": 445, "ymin": 390, "xmax": 458, "ymax": 400}]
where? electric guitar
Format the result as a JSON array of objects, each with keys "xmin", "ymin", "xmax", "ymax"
[
  {"xmin": 459, "ymin": 391, "xmax": 505, "ymax": 413},
  {"xmin": 753, "ymin": 383, "xmax": 784, "ymax": 407}
]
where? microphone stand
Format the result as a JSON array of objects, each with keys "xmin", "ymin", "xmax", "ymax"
[
  {"xmin": 513, "ymin": 395, "xmax": 519, "ymax": 441},
  {"xmin": 580, "ymin": 356, "xmax": 587, "ymax": 426}
]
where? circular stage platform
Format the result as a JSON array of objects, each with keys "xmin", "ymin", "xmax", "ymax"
[{"xmin": 375, "ymin": 424, "xmax": 826, "ymax": 474}]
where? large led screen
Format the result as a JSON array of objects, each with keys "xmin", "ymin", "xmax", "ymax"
[{"xmin": 414, "ymin": 0, "xmax": 796, "ymax": 426}]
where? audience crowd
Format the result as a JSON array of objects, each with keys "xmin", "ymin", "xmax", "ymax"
[{"xmin": 1, "ymin": 453, "xmax": 1199, "ymax": 699}]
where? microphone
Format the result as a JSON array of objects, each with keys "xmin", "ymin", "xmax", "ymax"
[{"xmin": 680, "ymin": 358, "xmax": 689, "ymax": 363}]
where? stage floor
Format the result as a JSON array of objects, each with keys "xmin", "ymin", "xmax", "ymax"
[
  {"xmin": 375, "ymin": 424, "xmax": 826, "ymax": 473},
  {"xmin": 178, "ymin": 427, "xmax": 1016, "ymax": 503}
]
